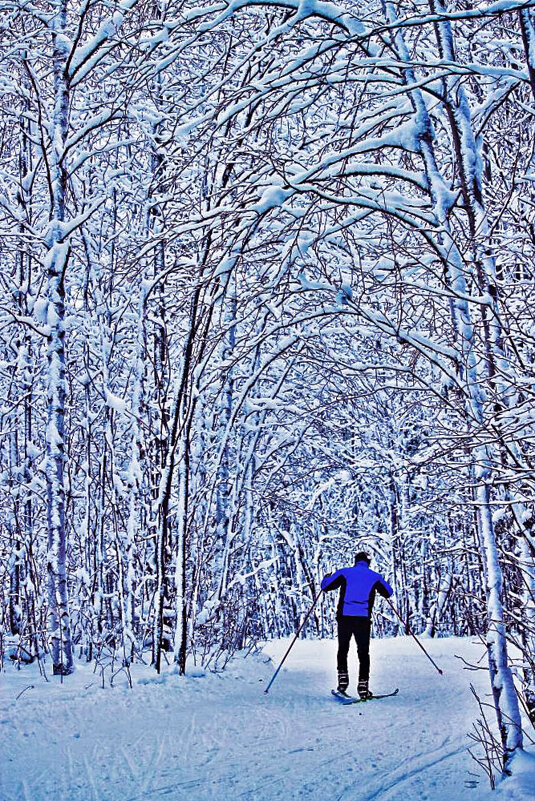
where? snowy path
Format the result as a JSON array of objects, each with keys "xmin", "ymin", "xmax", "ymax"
[{"xmin": 1, "ymin": 637, "xmax": 533, "ymax": 801}]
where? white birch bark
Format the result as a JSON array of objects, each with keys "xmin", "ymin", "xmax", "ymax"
[{"xmin": 45, "ymin": 0, "xmax": 74, "ymax": 675}]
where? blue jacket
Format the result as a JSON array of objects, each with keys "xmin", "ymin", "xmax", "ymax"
[{"xmin": 321, "ymin": 560, "xmax": 393, "ymax": 619}]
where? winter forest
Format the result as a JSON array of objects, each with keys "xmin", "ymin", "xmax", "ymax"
[{"xmin": 1, "ymin": 0, "xmax": 535, "ymax": 787}]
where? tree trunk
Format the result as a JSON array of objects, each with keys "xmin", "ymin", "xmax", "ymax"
[{"xmin": 45, "ymin": 0, "xmax": 74, "ymax": 675}]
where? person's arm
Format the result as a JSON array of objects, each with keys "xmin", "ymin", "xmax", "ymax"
[
  {"xmin": 376, "ymin": 575, "xmax": 394, "ymax": 598},
  {"xmin": 321, "ymin": 569, "xmax": 344, "ymax": 591}
]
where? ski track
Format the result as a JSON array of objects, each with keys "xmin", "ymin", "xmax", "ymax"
[
  {"xmin": 351, "ymin": 740, "xmax": 469, "ymax": 801},
  {"xmin": 1, "ymin": 637, "xmax": 530, "ymax": 801}
]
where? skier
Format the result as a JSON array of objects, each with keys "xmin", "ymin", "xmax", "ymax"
[{"xmin": 321, "ymin": 551, "xmax": 393, "ymax": 699}]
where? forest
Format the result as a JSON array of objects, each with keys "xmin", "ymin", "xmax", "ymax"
[{"xmin": 0, "ymin": 0, "xmax": 534, "ymax": 776}]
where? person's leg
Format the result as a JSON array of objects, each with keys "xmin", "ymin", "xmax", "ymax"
[
  {"xmin": 336, "ymin": 616, "xmax": 352, "ymax": 691},
  {"xmin": 354, "ymin": 618, "xmax": 370, "ymax": 680},
  {"xmin": 354, "ymin": 618, "xmax": 372, "ymax": 698}
]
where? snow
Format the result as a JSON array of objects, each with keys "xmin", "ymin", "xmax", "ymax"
[
  {"xmin": 104, "ymin": 388, "xmax": 127, "ymax": 415},
  {"xmin": 254, "ymin": 184, "xmax": 292, "ymax": 214},
  {"xmin": 1, "ymin": 637, "xmax": 533, "ymax": 801},
  {"xmin": 498, "ymin": 750, "xmax": 535, "ymax": 801}
]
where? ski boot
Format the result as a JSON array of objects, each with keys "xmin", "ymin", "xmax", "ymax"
[{"xmin": 358, "ymin": 680, "xmax": 373, "ymax": 700}]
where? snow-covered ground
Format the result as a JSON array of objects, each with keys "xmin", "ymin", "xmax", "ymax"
[{"xmin": 1, "ymin": 636, "xmax": 534, "ymax": 801}]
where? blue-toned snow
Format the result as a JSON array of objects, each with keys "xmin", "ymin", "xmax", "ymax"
[{"xmin": 0, "ymin": 636, "xmax": 533, "ymax": 800}]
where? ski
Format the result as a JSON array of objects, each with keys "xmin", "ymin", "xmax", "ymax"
[{"xmin": 331, "ymin": 688, "xmax": 399, "ymax": 705}]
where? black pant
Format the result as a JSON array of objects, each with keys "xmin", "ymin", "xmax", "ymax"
[{"xmin": 337, "ymin": 616, "xmax": 371, "ymax": 681}]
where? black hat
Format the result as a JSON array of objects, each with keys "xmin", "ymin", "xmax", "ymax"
[{"xmin": 354, "ymin": 551, "xmax": 371, "ymax": 564}]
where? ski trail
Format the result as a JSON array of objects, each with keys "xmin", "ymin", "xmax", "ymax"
[
  {"xmin": 233, "ymin": 749, "xmax": 356, "ymax": 800},
  {"xmin": 83, "ymin": 751, "xmax": 101, "ymax": 801},
  {"xmin": 353, "ymin": 741, "xmax": 470, "ymax": 801},
  {"xmin": 121, "ymin": 770, "xmax": 243, "ymax": 801},
  {"xmin": 120, "ymin": 742, "xmax": 143, "ymax": 783},
  {"xmin": 2, "ymin": 637, "xmax": 530, "ymax": 801},
  {"xmin": 139, "ymin": 734, "xmax": 166, "ymax": 796}
]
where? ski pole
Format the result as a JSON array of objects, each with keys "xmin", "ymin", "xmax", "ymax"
[
  {"xmin": 386, "ymin": 597, "xmax": 444, "ymax": 675},
  {"xmin": 264, "ymin": 589, "xmax": 323, "ymax": 694}
]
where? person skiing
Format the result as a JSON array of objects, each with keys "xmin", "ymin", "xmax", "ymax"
[{"xmin": 321, "ymin": 551, "xmax": 393, "ymax": 699}]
